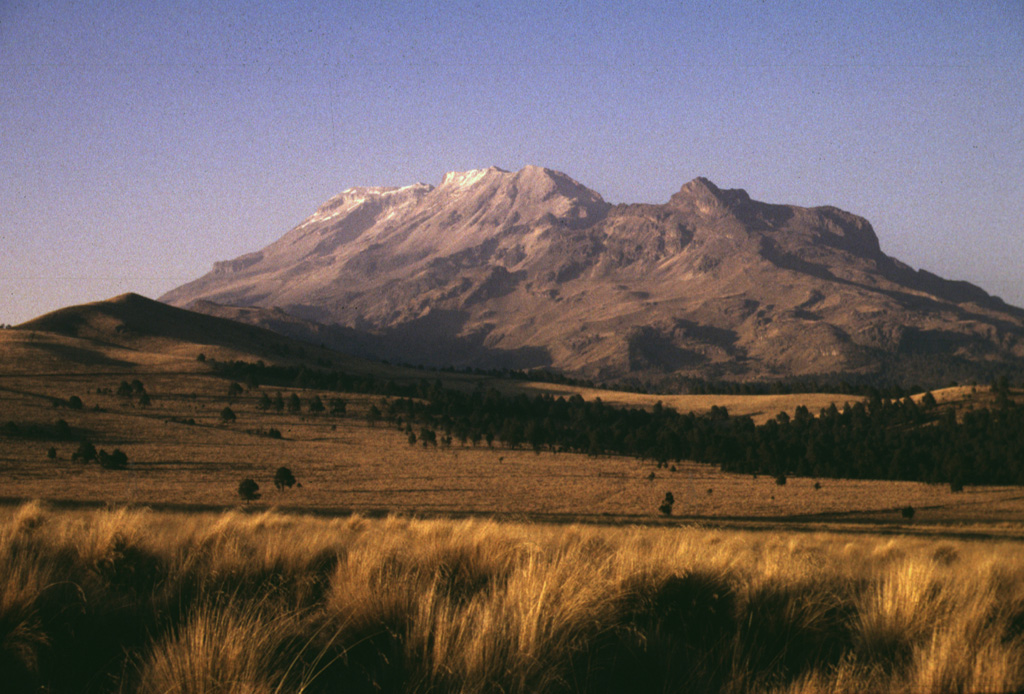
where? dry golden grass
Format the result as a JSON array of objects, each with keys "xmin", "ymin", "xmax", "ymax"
[
  {"xmin": 3, "ymin": 503, "xmax": 1024, "ymax": 693},
  {"xmin": 501, "ymin": 380, "xmax": 866, "ymax": 425}
]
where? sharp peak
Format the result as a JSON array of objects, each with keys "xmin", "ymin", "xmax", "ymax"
[
  {"xmin": 672, "ymin": 176, "xmax": 751, "ymax": 206},
  {"xmin": 436, "ymin": 165, "xmax": 601, "ymax": 199},
  {"xmin": 679, "ymin": 176, "xmax": 731, "ymax": 194},
  {"xmin": 440, "ymin": 164, "xmax": 582, "ymax": 183}
]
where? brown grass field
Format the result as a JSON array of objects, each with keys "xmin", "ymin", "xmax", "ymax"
[{"xmin": 1, "ymin": 326, "xmax": 1023, "ymax": 531}]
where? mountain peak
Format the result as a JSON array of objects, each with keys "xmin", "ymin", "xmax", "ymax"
[
  {"xmin": 440, "ymin": 166, "xmax": 507, "ymax": 189},
  {"xmin": 683, "ymin": 176, "xmax": 722, "ymax": 194},
  {"xmin": 670, "ymin": 177, "xmax": 751, "ymax": 210}
]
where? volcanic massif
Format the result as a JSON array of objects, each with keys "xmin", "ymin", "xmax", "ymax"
[{"xmin": 155, "ymin": 166, "xmax": 1024, "ymax": 386}]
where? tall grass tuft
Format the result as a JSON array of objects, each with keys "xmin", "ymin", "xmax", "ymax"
[{"xmin": 3, "ymin": 502, "xmax": 1024, "ymax": 693}]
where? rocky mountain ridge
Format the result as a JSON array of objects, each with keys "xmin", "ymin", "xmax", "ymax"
[{"xmin": 161, "ymin": 166, "xmax": 1024, "ymax": 385}]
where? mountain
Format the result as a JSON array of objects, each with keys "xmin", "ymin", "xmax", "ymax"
[{"xmin": 161, "ymin": 166, "xmax": 1024, "ymax": 385}]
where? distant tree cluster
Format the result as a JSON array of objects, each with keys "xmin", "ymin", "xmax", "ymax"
[
  {"xmin": 116, "ymin": 379, "xmax": 150, "ymax": 406},
  {"xmin": 207, "ymin": 357, "xmax": 1024, "ymax": 487},
  {"xmin": 383, "ymin": 387, "xmax": 1024, "ymax": 487},
  {"xmin": 715, "ymin": 395, "xmax": 1024, "ymax": 487},
  {"xmin": 254, "ymin": 390, "xmax": 343, "ymax": 417},
  {"xmin": 70, "ymin": 440, "xmax": 129, "ymax": 469},
  {"xmin": 238, "ymin": 467, "xmax": 299, "ymax": 503},
  {"xmin": 1, "ymin": 418, "xmax": 77, "ymax": 441}
]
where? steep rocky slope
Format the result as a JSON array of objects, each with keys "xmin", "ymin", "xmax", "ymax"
[{"xmin": 161, "ymin": 166, "xmax": 1024, "ymax": 384}]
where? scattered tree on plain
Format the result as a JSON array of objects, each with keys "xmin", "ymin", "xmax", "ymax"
[
  {"xmin": 238, "ymin": 478, "xmax": 260, "ymax": 503},
  {"xmin": 274, "ymin": 466, "xmax": 297, "ymax": 490},
  {"xmin": 659, "ymin": 492, "xmax": 675, "ymax": 516},
  {"xmin": 72, "ymin": 440, "xmax": 97, "ymax": 463}
]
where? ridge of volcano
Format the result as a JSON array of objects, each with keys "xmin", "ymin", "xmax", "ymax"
[{"xmin": 161, "ymin": 166, "xmax": 1024, "ymax": 385}]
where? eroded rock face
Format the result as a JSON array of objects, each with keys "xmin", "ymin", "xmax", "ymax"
[{"xmin": 161, "ymin": 166, "xmax": 1024, "ymax": 384}]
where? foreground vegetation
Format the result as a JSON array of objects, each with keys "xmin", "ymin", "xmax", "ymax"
[{"xmin": 4, "ymin": 502, "xmax": 1024, "ymax": 693}]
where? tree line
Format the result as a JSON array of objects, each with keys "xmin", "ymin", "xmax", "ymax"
[{"xmin": 207, "ymin": 358, "xmax": 1024, "ymax": 487}]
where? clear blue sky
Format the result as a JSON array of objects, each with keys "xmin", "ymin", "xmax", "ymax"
[{"xmin": 2, "ymin": 1, "xmax": 1022, "ymax": 324}]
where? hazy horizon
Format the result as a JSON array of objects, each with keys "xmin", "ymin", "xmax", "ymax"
[{"xmin": 2, "ymin": 1, "xmax": 1022, "ymax": 324}]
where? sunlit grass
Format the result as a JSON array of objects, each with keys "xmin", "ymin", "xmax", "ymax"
[{"xmin": 3, "ymin": 503, "xmax": 1024, "ymax": 692}]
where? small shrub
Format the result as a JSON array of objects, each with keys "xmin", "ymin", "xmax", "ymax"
[
  {"xmin": 46, "ymin": 446, "xmax": 57, "ymax": 460},
  {"xmin": 220, "ymin": 406, "xmax": 236, "ymax": 423},
  {"xmin": 366, "ymin": 404, "xmax": 382, "ymax": 426},
  {"xmin": 775, "ymin": 474, "xmax": 787, "ymax": 486},
  {"xmin": 98, "ymin": 448, "xmax": 128, "ymax": 470},
  {"xmin": 900, "ymin": 506, "xmax": 915, "ymax": 520},
  {"xmin": 659, "ymin": 492, "xmax": 675, "ymax": 516},
  {"xmin": 72, "ymin": 440, "xmax": 98, "ymax": 463},
  {"xmin": 67, "ymin": 395, "xmax": 84, "ymax": 410}
]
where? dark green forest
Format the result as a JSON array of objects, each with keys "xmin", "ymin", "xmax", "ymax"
[{"xmin": 211, "ymin": 359, "xmax": 1024, "ymax": 488}]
